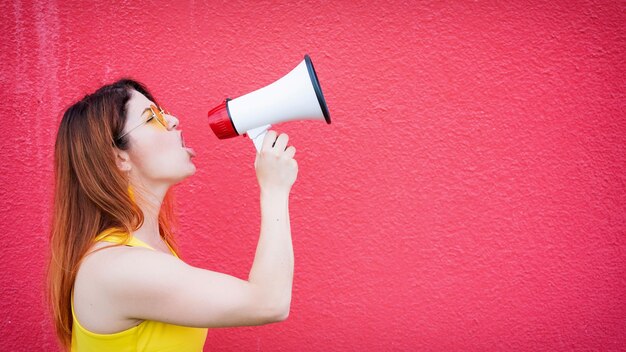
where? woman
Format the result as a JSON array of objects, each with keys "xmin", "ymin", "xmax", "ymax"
[{"xmin": 46, "ymin": 79, "xmax": 297, "ymax": 351}]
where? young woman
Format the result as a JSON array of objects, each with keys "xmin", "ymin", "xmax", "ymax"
[{"xmin": 46, "ymin": 79, "xmax": 297, "ymax": 351}]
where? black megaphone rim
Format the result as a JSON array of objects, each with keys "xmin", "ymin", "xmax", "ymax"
[{"xmin": 304, "ymin": 54, "xmax": 331, "ymax": 124}]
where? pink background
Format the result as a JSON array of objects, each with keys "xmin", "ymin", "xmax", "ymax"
[{"xmin": 1, "ymin": 0, "xmax": 625, "ymax": 351}]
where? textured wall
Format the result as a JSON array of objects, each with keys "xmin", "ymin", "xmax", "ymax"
[{"xmin": 1, "ymin": 0, "xmax": 625, "ymax": 351}]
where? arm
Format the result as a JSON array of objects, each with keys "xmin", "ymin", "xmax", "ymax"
[
  {"xmin": 248, "ymin": 130, "xmax": 297, "ymax": 320},
  {"xmin": 247, "ymin": 189, "xmax": 293, "ymax": 320},
  {"xmin": 100, "ymin": 131, "xmax": 297, "ymax": 328}
]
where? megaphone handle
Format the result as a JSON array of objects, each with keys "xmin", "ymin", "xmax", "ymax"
[{"xmin": 246, "ymin": 124, "xmax": 272, "ymax": 152}]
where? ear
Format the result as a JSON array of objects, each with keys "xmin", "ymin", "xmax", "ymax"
[{"xmin": 114, "ymin": 149, "xmax": 132, "ymax": 172}]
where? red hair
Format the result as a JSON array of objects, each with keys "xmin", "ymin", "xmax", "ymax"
[{"xmin": 45, "ymin": 79, "xmax": 179, "ymax": 350}]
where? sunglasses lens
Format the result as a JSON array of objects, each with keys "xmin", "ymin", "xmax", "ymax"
[
  {"xmin": 157, "ymin": 112, "xmax": 168, "ymax": 127},
  {"xmin": 151, "ymin": 105, "xmax": 168, "ymax": 128}
]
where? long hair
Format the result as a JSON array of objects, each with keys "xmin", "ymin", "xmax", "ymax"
[{"xmin": 46, "ymin": 79, "xmax": 179, "ymax": 350}]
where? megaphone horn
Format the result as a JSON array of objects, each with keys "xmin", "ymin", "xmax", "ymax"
[{"xmin": 207, "ymin": 54, "xmax": 331, "ymax": 151}]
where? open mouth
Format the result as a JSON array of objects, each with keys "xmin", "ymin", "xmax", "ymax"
[{"xmin": 180, "ymin": 132, "xmax": 196, "ymax": 157}]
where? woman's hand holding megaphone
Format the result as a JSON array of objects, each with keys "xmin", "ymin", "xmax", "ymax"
[{"xmin": 254, "ymin": 130, "xmax": 298, "ymax": 195}]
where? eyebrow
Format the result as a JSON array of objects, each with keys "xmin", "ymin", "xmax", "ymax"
[{"xmin": 140, "ymin": 107, "xmax": 152, "ymax": 119}]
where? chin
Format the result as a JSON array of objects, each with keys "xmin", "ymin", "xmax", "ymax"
[
  {"xmin": 180, "ymin": 163, "xmax": 197, "ymax": 179},
  {"xmin": 168, "ymin": 165, "xmax": 196, "ymax": 185},
  {"xmin": 187, "ymin": 163, "xmax": 197, "ymax": 177}
]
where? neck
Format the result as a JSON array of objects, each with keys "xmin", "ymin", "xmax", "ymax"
[{"xmin": 130, "ymin": 181, "xmax": 169, "ymax": 246}]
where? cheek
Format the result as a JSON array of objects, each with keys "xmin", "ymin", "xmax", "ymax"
[{"xmin": 131, "ymin": 135, "xmax": 183, "ymax": 173}]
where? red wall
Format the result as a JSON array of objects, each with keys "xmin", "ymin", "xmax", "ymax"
[{"xmin": 1, "ymin": 1, "xmax": 625, "ymax": 351}]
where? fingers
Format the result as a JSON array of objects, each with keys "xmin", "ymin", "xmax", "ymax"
[
  {"xmin": 261, "ymin": 130, "xmax": 278, "ymax": 151},
  {"xmin": 261, "ymin": 130, "xmax": 295, "ymax": 157},
  {"xmin": 284, "ymin": 145, "xmax": 296, "ymax": 159},
  {"xmin": 273, "ymin": 133, "xmax": 289, "ymax": 151}
]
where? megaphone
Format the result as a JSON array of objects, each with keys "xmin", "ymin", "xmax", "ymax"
[{"xmin": 207, "ymin": 54, "xmax": 331, "ymax": 151}]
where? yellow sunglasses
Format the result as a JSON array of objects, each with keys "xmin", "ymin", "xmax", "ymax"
[{"xmin": 118, "ymin": 104, "xmax": 170, "ymax": 140}]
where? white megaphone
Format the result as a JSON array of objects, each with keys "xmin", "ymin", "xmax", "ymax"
[{"xmin": 207, "ymin": 54, "xmax": 331, "ymax": 151}]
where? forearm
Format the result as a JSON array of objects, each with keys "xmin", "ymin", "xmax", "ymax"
[{"xmin": 247, "ymin": 189, "xmax": 294, "ymax": 314}]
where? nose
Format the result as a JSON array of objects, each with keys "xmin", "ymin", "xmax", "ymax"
[{"xmin": 165, "ymin": 113, "xmax": 179, "ymax": 130}]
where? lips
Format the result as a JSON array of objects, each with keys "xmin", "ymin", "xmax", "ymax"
[{"xmin": 180, "ymin": 132, "xmax": 196, "ymax": 157}]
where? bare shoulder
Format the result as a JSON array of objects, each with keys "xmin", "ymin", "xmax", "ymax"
[
  {"xmin": 76, "ymin": 241, "xmax": 184, "ymax": 298},
  {"xmin": 73, "ymin": 242, "xmax": 160, "ymax": 333}
]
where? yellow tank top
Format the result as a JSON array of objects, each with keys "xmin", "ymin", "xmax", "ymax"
[{"xmin": 70, "ymin": 229, "xmax": 208, "ymax": 352}]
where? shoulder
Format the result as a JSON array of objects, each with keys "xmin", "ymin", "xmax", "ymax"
[
  {"xmin": 79, "ymin": 242, "xmax": 149, "ymax": 282},
  {"xmin": 78, "ymin": 242, "xmax": 184, "ymax": 296},
  {"xmin": 74, "ymin": 242, "xmax": 188, "ymax": 333},
  {"xmin": 74, "ymin": 243, "xmax": 165, "ymax": 333}
]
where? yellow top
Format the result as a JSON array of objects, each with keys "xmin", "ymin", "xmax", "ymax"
[{"xmin": 71, "ymin": 229, "xmax": 208, "ymax": 352}]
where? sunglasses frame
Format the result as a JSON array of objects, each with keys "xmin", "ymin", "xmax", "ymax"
[{"xmin": 117, "ymin": 104, "xmax": 169, "ymax": 141}]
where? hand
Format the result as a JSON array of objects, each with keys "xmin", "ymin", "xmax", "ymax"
[{"xmin": 254, "ymin": 130, "xmax": 298, "ymax": 194}]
